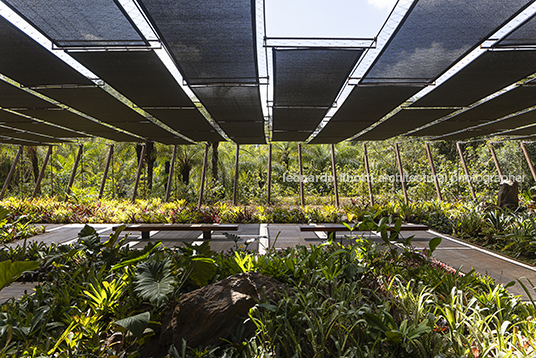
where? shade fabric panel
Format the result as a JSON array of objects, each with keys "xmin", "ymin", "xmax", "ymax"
[
  {"xmin": 272, "ymin": 108, "xmax": 326, "ymax": 132},
  {"xmin": 3, "ymin": 0, "xmax": 145, "ymax": 46},
  {"xmin": 362, "ymin": 0, "xmax": 533, "ymax": 83},
  {"xmin": 412, "ymin": 51, "xmax": 536, "ymax": 107},
  {"xmin": 217, "ymin": 121, "xmax": 265, "ymax": 143},
  {"xmin": 69, "ymin": 51, "xmax": 193, "ymax": 107},
  {"xmin": 444, "ymin": 86, "xmax": 536, "ymax": 122},
  {"xmin": 272, "ymin": 131, "xmax": 311, "ymax": 142},
  {"xmin": 0, "ymin": 17, "xmax": 92, "ymax": 86},
  {"xmin": 139, "ymin": 0, "xmax": 258, "ymax": 84},
  {"xmin": 312, "ymin": 86, "xmax": 421, "ymax": 143},
  {"xmin": 495, "ymin": 14, "xmax": 536, "ymax": 47},
  {"xmin": 354, "ymin": 108, "xmax": 455, "ymax": 140},
  {"xmin": 16, "ymin": 108, "xmax": 138, "ymax": 139},
  {"xmin": 0, "ymin": 81, "xmax": 55, "ymax": 109},
  {"xmin": 484, "ymin": 111, "xmax": 536, "ymax": 130},
  {"xmin": 179, "ymin": 130, "xmax": 224, "ymax": 142},
  {"xmin": 410, "ymin": 119, "xmax": 490, "ymax": 136},
  {"xmin": 145, "ymin": 109, "xmax": 222, "ymax": 138},
  {"xmin": 36, "ymin": 87, "xmax": 180, "ymax": 141},
  {"xmin": 4, "ymin": 122, "xmax": 86, "ymax": 138},
  {"xmin": 192, "ymin": 86, "xmax": 265, "ymax": 142},
  {"xmin": 273, "ymin": 49, "xmax": 362, "ymax": 107},
  {"xmin": 0, "ymin": 128, "xmax": 65, "ymax": 142}
]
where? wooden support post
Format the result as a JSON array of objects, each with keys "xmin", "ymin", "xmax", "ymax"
[
  {"xmin": 232, "ymin": 143, "xmax": 240, "ymax": 205},
  {"xmin": 394, "ymin": 142, "xmax": 408, "ymax": 204},
  {"xmin": 64, "ymin": 144, "xmax": 83, "ymax": 201},
  {"xmin": 488, "ymin": 143, "xmax": 503, "ymax": 181},
  {"xmin": 456, "ymin": 142, "xmax": 476, "ymax": 201},
  {"xmin": 131, "ymin": 143, "xmax": 146, "ymax": 204},
  {"xmin": 298, "ymin": 143, "xmax": 305, "ymax": 206},
  {"xmin": 363, "ymin": 143, "xmax": 374, "ymax": 206},
  {"xmin": 198, "ymin": 143, "xmax": 209, "ymax": 208},
  {"xmin": 330, "ymin": 144, "xmax": 339, "ymax": 207},
  {"xmin": 0, "ymin": 145, "xmax": 23, "ymax": 200},
  {"xmin": 98, "ymin": 145, "xmax": 114, "ymax": 199},
  {"xmin": 267, "ymin": 144, "xmax": 272, "ymax": 205},
  {"xmin": 520, "ymin": 142, "xmax": 536, "ymax": 183},
  {"xmin": 165, "ymin": 145, "xmax": 178, "ymax": 202},
  {"xmin": 32, "ymin": 145, "xmax": 52, "ymax": 198},
  {"xmin": 425, "ymin": 142, "xmax": 442, "ymax": 201}
]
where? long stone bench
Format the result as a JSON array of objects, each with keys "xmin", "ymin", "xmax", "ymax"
[
  {"xmin": 300, "ymin": 223, "xmax": 429, "ymax": 241},
  {"xmin": 112, "ymin": 223, "xmax": 239, "ymax": 240}
]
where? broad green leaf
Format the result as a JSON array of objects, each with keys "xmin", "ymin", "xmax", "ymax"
[
  {"xmin": 111, "ymin": 242, "xmax": 162, "ymax": 271},
  {"xmin": 0, "ymin": 260, "xmax": 40, "ymax": 291},
  {"xmin": 114, "ymin": 312, "xmax": 150, "ymax": 338},
  {"xmin": 428, "ymin": 237, "xmax": 442, "ymax": 253},
  {"xmin": 189, "ymin": 257, "xmax": 217, "ymax": 286}
]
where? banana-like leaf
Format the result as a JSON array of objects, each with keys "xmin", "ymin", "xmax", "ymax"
[
  {"xmin": 189, "ymin": 257, "xmax": 217, "ymax": 287},
  {"xmin": 0, "ymin": 260, "xmax": 40, "ymax": 291},
  {"xmin": 113, "ymin": 311, "xmax": 150, "ymax": 338}
]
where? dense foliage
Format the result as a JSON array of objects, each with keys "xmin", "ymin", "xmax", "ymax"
[
  {"xmin": 0, "ymin": 138, "xmax": 533, "ymax": 205},
  {"xmin": 0, "ymin": 219, "xmax": 535, "ymax": 357}
]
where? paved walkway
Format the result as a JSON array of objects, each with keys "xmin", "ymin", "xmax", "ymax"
[{"xmin": 2, "ymin": 223, "xmax": 536, "ymax": 301}]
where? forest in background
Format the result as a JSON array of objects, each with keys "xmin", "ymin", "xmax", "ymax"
[{"xmin": 0, "ymin": 137, "xmax": 534, "ymax": 206}]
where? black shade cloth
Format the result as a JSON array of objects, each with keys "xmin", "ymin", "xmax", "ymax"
[
  {"xmin": 4, "ymin": 122, "xmax": 86, "ymax": 138},
  {"xmin": 192, "ymin": 86, "xmax": 265, "ymax": 142},
  {"xmin": 272, "ymin": 108, "xmax": 326, "ymax": 132},
  {"xmin": 312, "ymin": 86, "xmax": 421, "ymax": 143},
  {"xmin": 273, "ymin": 49, "xmax": 362, "ymax": 107},
  {"xmin": 70, "ymin": 51, "xmax": 193, "ymax": 107},
  {"xmin": 496, "ymin": 13, "xmax": 536, "ymax": 47},
  {"xmin": 0, "ymin": 81, "xmax": 56, "ymax": 109},
  {"xmin": 272, "ymin": 131, "xmax": 310, "ymax": 142},
  {"xmin": 412, "ymin": 51, "xmax": 536, "ymax": 107},
  {"xmin": 362, "ymin": 0, "xmax": 532, "ymax": 83},
  {"xmin": 36, "ymin": 87, "xmax": 184, "ymax": 141},
  {"xmin": 139, "ymin": 0, "xmax": 258, "ymax": 84},
  {"xmin": 0, "ymin": 16, "xmax": 92, "ymax": 86},
  {"xmin": 355, "ymin": 108, "xmax": 455, "ymax": 140},
  {"xmin": 3, "ymin": 0, "xmax": 145, "ymax": 46}
]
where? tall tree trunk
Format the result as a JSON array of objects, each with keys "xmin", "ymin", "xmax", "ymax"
[
  {"xmin": 181, "ymin": 160, "xmax": 191, "ymax": 185},
  {"xmin": 146, "ymin": 142, "xmax": 155, "ymax": 190},
  {"xmin": 27, "ymin": 146, "xmax": 39, "ymax": 183},
  {"xmin": 211, "ymin": 142, "xmax": 219, "ymax": 181}
]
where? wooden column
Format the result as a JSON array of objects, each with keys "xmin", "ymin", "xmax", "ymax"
[
  {"xmin": 267, "ymin": 144, "xmax": 272, "ymax": 205},
  {"xmin": 456, "ymin": 142, "xmax": 476, "ymax": 201},
  {"xmin": 98, "ymin": 144, "xmax": 114, "ymax": 199},
  {"xmin": 0, "ymin": 145, "xmax": 23, "ymax": 200},
  {"xmin": 363, "ymin": 143, "xmax": 374, "ymax": 206},
  {"xmin": 64, "ymin": 144, "xmax": 83, "ymax": 201},
  {"xmin": 165, "ymin": 145, "xmax": 178, "ymax": 202},
  {"xmin": 32, "ymin": 145, "xmax": 53, "ymax": 198},
  {"xmin": 425, "ymin": 142, "xmax": 442, "ymax": 201},
  {"xmin": 520, "ymin": 142, "xmax": 536, "ymax": 183},
  {"xmin": 298, "ymin": 143, "xmax": 305, "ymax": 206},
  {"xmin": 330, "ymin": 144, "xmax": 339, "ymax": 207},
  {"xmin": 232, "ymin": 143, "xmax": 240, "ymax": 205},
  {"xmin": 488, "ymin": 143, "xmax": 503, "ymax": 180},
  {"xmin": 394, "ymin": 142, "xmax": 408, "ymax": 204},
  {"xmin": 198, "ymin": 143, "xmax": 209, "ymax": 208},
  {"xmin": 131, "ymin": 143, "xmax": 146, "ymax": 204}
]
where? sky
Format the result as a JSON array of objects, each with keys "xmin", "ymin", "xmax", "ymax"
[{"xmin": 264, "ymin": 0, "xmax": 398, "ymax": 38}]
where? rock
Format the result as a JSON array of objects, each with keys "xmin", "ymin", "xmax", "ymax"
[
  {"xmin": 497, "ymin": 179, "xmax": 519, "ymax": 210},
  {"xmin": 158, "ymin": 272, "xmax": 290, "ymax": 353}
]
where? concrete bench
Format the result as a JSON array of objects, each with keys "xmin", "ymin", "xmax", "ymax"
[
  {"xmin": 300, "ymin": 223, "xmax": 429, "ymax": 241},
  {"xmin": 112, "ymin": 223, "xmax": 239, "ymax": 240}
]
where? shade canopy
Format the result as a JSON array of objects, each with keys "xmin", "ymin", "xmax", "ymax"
[{"xmin": 0, "ymin": 0, "xmax": 536, "ymax": 145}]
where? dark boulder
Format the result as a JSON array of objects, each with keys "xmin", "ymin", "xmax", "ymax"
[
  {"xmin": 157, "ymin": 272, "xmax": 290, "ymax": 355},
  {"xmin": 497, "ymin": 179, "xmax": 519, "ymax": 210}
]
